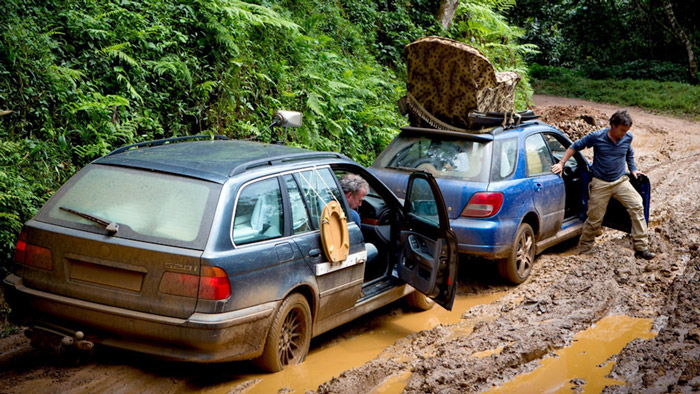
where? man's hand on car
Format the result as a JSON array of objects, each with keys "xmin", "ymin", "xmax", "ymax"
[{"xmin": 551, "ymin": 162, "xmax": 564, "ymax": 175}]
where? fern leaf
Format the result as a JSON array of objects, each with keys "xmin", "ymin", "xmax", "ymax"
[{"xmin": 306, "ymin": 93, "xmax": 326, "ymax": 117}]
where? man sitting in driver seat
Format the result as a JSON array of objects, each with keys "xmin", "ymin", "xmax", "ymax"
[{"xmin": 339, "ymin": 174, "xmax": 378, "ymax": 262}]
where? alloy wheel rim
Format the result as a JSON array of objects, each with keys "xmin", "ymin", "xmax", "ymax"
[
  {"xmin": 515, "ymin": 231, "xmax": 534, "ymax": 278},
  {"xmin": 278, "ymin": 308, "xmax": 304, "ymax": 366}
]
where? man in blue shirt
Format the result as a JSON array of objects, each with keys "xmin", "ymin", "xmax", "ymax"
[
  {"xmin": 339, "ymin": 173, "xmax": 377, "ymax": 262},
  {"xmin": 551, "ymin": 110, "xmax": 655, "ymax": 260}
]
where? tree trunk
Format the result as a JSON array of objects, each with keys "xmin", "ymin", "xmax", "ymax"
[
  {"xmin": 660, "ymin": 0, "xmax": 698, "ymax": 84},
  {"xmin": 437, "ymin": 0, "xmax": 460, "ymax": 30}
]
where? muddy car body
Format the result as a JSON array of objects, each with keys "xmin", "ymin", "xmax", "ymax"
[
  {"xmin": 3, "ymin": 135, "xmax": 458, "ymax": 371},
  {"xmin": 371, "ymin": 121, "xmax": 650, "ymax": 284}
]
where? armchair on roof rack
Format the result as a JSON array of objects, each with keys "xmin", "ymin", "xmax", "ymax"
[{"xmin": 399, "ymin": 36, "xmax": 536, "ymax": 132}]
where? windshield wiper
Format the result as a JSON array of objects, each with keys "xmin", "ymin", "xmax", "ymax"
[{"xmin": 59, "ymin": 207, "xmax": 119, "ymax": 234}]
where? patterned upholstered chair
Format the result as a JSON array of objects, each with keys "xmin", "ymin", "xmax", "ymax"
[{"xmin": 400, "ymin": 36, "xmax": 521, "ymax": 131}]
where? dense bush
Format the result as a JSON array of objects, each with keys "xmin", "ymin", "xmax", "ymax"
[
  {"xmin": 0, "ymin": 0, "xmax": 532, "ymax": 274},
  {"xmin": 581, "ymin": 60, "xmax": 691, "ymax": 84},
  {"xmin": 530, "ymin": 61, "xmax": 692, "ymax": 84},
  {"xmin": 508, "ymin": 0, "xmax": 698, "ymax": 85}
]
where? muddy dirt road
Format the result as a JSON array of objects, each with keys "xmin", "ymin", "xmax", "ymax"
[{"xmin": 1, "ymin": 95, "xmax": 699, "ymax": 393}]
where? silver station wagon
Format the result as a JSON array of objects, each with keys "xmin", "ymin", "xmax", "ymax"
[{"xmin": 4, "ymin": 131, "xmax": 458, "ymax": 371}]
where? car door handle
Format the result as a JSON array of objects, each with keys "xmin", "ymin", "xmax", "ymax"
[
  {"xmin": 535, "ymin": 182, "xmax": 543, "ymax": 191},
  {"xmin": 309, "ymin": 248, "xmax": 321, "ymax": 258}
]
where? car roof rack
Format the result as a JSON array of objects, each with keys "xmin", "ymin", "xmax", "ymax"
[
  {"xmin": 106, "ymin": 134, "xmax": 230, "ymax": 156},
  {"xmin": 468, "ymin": 109, "xmax": 540, "ymax": 129},
  {"xmin": 229, "ymin": 152, "xmax": 350, "ymax": 177},
  {"xmin": 402, "ymin": 110, "xmax": 540, "ymax": 137}
]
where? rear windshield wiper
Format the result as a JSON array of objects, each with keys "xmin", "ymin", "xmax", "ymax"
[{"xmin": 59, "ymin": 207, "xmax": 119, "ymax": 234}]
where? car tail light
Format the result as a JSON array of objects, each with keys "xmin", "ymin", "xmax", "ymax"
[
  {"xmin": 160, "ymin": 272, "xmax": 199, "ymax": 298},
  {"xmin": 159, "ymin": 266, "xmax": 231, "ymax": 300},
  {"xmin": 13, "ymin": 231, "xmax": 27, "ymax": 264},
  {"xmin": 461, "ymin": 192, "xmax": 504, "ymax": 218},
  {"xmin": 198, "ymin": 266, "xmax": 231, "ymax": 300},
  {"xmin": 14, "ymin": 231, "xmax": 54, "ymax": 270}
]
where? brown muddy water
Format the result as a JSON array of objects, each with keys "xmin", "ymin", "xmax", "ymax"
[
  {"xmin": 487, "ymin": 315, "xmax": 656, "ymax": 394},
  {"xmin": 208, "ymin": 292, "xmax": 505, "ymax": 393}
]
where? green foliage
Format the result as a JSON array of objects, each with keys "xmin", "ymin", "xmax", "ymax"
[
  {"xmin": 531, "ymin": 65, "xmax": 700, "ymax": 120},
  {"xmin": 0, "ymin": 138, "xmax": 76, "ymax": 275},
  {"xmin": 450, "ymin": 0, "xmax": 538, "ymax": 109},
  {"xmin": 1, "ymin": 294, "xmax": 20, "ymax": 338},
  {"xmin": 582, "ymin": 60, "xmax": 691, "ymax": 83},
  {"xmin": 508, "ymin": 0, "xmax": 698, "ymax": 84},
  {"xmin": 0, "ymin": 0, "xmax": 532, "ymax": 273}
]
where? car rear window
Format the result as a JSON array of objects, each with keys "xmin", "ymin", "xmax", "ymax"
[
  {"xmin": 374, "ymin": 135, "xmax": 492, "ymax": 182},
  {"xmin": 37, "ymin": 164, "xmax": 220, "ymax": 249}
]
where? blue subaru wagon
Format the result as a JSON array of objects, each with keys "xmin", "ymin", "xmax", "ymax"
[
  {"xmin": 371, "ymin": 121, "xmax": 650, "ymax": 284},
  {"xmin": 4, "ymin": 131, "xmax": 458, "ymax": 371}
]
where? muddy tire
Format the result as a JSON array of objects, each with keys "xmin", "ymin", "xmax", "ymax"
[
  {"xmin": 498, "ymin": 223, "xmax": 535, "ymax": 285},
  {"xmin": 405, "ymin": 291, "xmax": 435, "ymax": 311},
  {"xmin": 255, "ymin": 293, "xmax": 312, "ymax": 372}
]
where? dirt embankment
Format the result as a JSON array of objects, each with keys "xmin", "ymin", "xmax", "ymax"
[{"xmin": 1, "ymin": 95, "xmax": 699, "ymax": 393}]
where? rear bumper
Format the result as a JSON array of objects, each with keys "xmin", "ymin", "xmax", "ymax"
[
  {"xmin": 3, "ymin": 274, "xmax": 275, "ymax": 362},
  {"xmin": 449, "ymin": 216, "xmax": 518, "ymax": 259}
]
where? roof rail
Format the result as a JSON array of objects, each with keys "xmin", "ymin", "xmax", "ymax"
[
  {"xmin": 106, "ymin": 134, "xmax": 230, "ymax": 156},
  {"xmin": 229, "ymin": 152, "xmax": 348, "ymax": 177},
  {"xmin": 468, "ymin": 109, "xmax": 539, "ymax": 129}
]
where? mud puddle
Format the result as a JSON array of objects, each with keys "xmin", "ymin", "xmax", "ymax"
[
  {"xmin": 212, "ymin": 292, "xmax": 505, "ymax": 393},
  {"xmin": 372, "ymin": 370, "xmax": 412, "ymax": 394},
  {"xmin": 487, "ymin": 315, "xmax": 656, "ymax": 393}
]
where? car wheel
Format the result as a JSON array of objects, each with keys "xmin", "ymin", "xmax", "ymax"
[
  {"xmin": 405, "ymin": 291, "xmax": 435, "ymax": 311},
  {"xmin": 498, "ymin": 223, "xmax": 535, "ymax": 284},
  {"xmin": 255, "ymin": 293, "xmax": 311, "ymax": 372}
]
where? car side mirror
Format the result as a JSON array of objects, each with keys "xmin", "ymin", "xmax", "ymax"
[{"xmin": 273, "ymin": 110, "xmax": 303, "ymax": 128}]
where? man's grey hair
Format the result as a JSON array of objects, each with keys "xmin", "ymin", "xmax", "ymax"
[
  {"xmin": 339, "ymin": 173, "xmax": 369, "ymax": 195},
  {"xmin": 610, "ymin": 110, "xmax": 633, "ymax": 127}
]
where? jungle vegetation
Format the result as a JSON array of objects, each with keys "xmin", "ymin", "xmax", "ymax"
[
  {"xmin": 507, "ymin": 0, "xmax": 698, "ymax": 84},
  {"xmin": 0, "ymin": 0, "xmax": 697, "ymax": 280},
  {"xmin": 510, "ymin": 0, "xmax": 699, "ymax": 118},
  {"xmin": 0, "ymin": 0, "xmax": 533, "ymax": 275}
]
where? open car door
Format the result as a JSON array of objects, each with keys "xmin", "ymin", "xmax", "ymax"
[
  {"xmin": 396, "ymin": 172, "xmax": 458, "ymax": 310},
  {"xmin": 596, "ymin": 173, "xmax": 651, "ymax": 232}
]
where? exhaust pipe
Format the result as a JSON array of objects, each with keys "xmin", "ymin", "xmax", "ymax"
[
  {"xmin": 76, "ymin": 340, "xmax": 94, "ymax": 351},
  {"xmin": 30, "ymin": 325, "xmax": 94, "ymax": 352},
  {"xmin": 61, "ymin": 331, "xmax": 93, "ymax": 350}
]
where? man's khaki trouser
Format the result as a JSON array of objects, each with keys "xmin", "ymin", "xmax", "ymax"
[{"xmin": 580, "ymin": 175, "xmax": 648, "ymax": 251}]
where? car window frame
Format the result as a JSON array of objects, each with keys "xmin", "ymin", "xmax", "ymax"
[
  {"xmin": 490, "ymin": 137, "xmax": 519, "ymax": 182},
  {"xmin": 230, "ymin": 175, "xmax": 286, "ymax": 247},
  {"xmin": 293, "ymin": 167, "xmax": 346, "ymax": 231},
  {"xmin": 282, "ymin": 173, "xmax": 315, "ymax": 235},
  {"xmin": 542, "ymin": 132, "xmax": 579, "ymax": 167},
  {"xmin": 524, "ymin": 132, "xmax": 556, "ymax": 177},
  {"xmin": 229, "ymin": 165, "xmax": 344, "ymax": 249}
]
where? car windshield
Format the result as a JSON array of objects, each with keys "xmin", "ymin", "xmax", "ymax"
[
  {"xmin": 38, "ymin": 165, "xmax": 220, "ymax": 249},
  {"xmin": 374, "ymin": 135, "xmax": 492, "ymax": 182}
]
